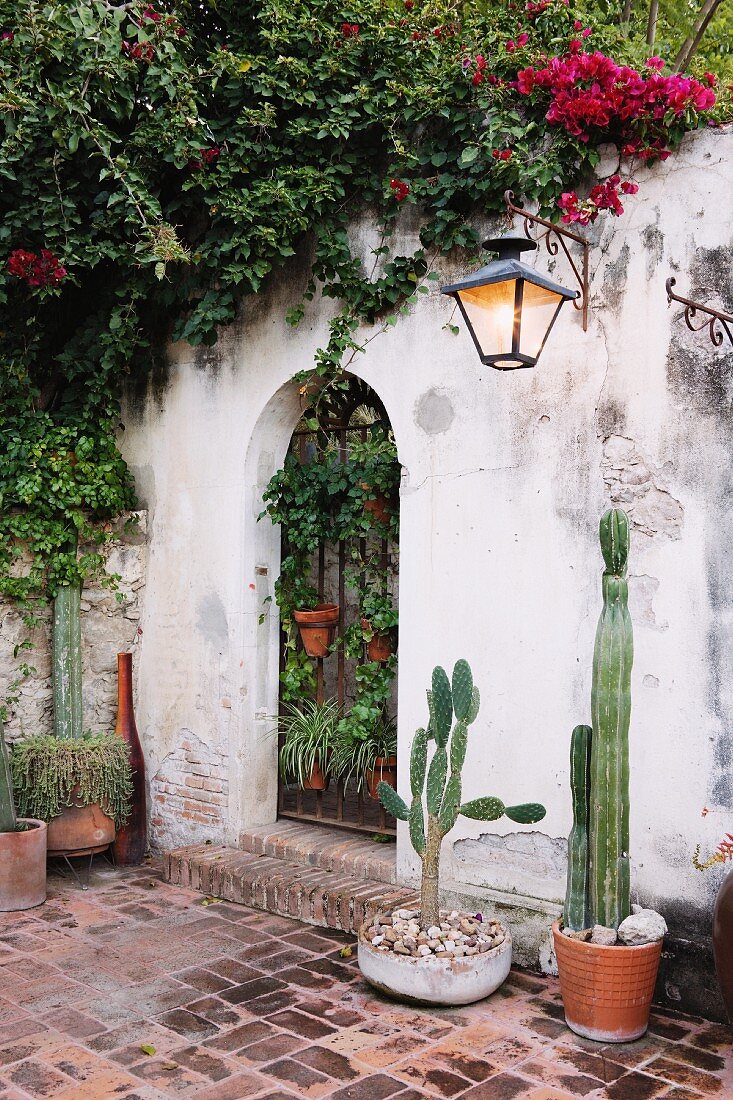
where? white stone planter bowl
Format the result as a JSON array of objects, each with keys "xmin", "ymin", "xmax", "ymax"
[{"xmin": 358, "ymin": 924, "xmax": 512, "ymax": 1006}]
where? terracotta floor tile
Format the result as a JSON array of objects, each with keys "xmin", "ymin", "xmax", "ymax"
[
  {"xmin": 353, "ymin": 1033, "xmax": 431, "ymax": 1070},
  {"xmin": 643, "ymin": 1056, "xmax": 724, "ymax": 1093},
  {"xmin": 192, "ymin": 1071, "xmax": 269, "ymax": 1098},
  {"xmin": 260, "ymin": 1056, "xmax": 333, "ymax": 1096},
  {"xmin": 460, "ymin": 1072, "xmax": 536, "ymax": 1099},
  {"xmin": 605, "ymin": 1070, "xmax": 676, "ymax": 1099},
  {"xmin": 6, "ymin": 1058, "xmax": 70, "ymax": 1098},
  {"xmin": 328, "ymin": 1073, "xmax": 407, "ymax": 1099},
  {"xmin": 234, "ymin": 1033, "xmax": 306, "ymax": 1065},
  {"xmin": 390, "ymin": 1055, "xmax": 473, "ymax": 1097}
]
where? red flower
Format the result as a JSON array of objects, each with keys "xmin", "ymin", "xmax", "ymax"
[
  {"xmin": 389, "ymin": 178, "xmax": 410, "ymax": 201},
  {"xmin": 620, "ymin": 180, "xmax": 638, "ymax": 194},
  {"xmin": 141, "ymin": 5, "xmax": 162, "ymax": 21},
  {"xmin": 411, "ymin": 30, "xmax": 422, "ymax": 40},
  {"xmin": 341, "ymin": 22, "xmax": 359, "ymax": 37},
  {"xmin": 200, "ymin": 146, "xmax": 220, "ymax": 164},
  {"xmin": 703, "ymin": 72, "xmax": 717, "ymax": 87},
  {"xmin": 517, "ymin": 32, "xmax": 529, "ymax": 47},
  {"xmin": 122, "ymin": 39, "xmax": 155, "ymax": 61},
  {"xmin": 8, "ymin": 248, "xmax": 67, "ymax": 288},
  {"xmin": 582, "ymin": 27, "xmax": 592, "ymax": 37},
  {"xmin": 404, "ymin": 0, "xmax": 414, "ymax": 7},
  {"xmin": 472, "ymin": 70, "xmax": 483, "ymax": 86},
  {"xmin": 492, "ymin": 149, "xmax": 513, "ymax": 160},
  {"xmin": 1, "ymin": 31, "xmax": 13, "ymax": 41},
  {"xmin": 505, "ymin": 39, "xmax": 516, "ymax": 52},
  {"xmin": 433, "ymin": 26, "xmax": 442, "ymax": 37},
  {"xmin": 645, "ymin": 56, "xmax": 665, "ymax": 70},
  {"xmin": 573, "ymin": 19, "xmax": 582, "ymax": 29}
]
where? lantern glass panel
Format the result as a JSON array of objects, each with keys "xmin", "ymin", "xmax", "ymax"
[
  {"xmin": 519, "ymin": 280, "xmax": 565, "ymax": 361},
  {"xmin": 457, "ymin": 280, "xmax": 517, "ymax": 362}
]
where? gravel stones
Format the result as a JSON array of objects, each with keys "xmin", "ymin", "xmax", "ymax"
[
  {"xmin": 617, "ymin": 908, "xmax": 667, "ymax": 946},
  {"xmin": 364, "ymin": 909, "xmax": 506, "ymax": 959}
]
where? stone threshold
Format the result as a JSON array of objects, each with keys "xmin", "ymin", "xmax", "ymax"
[{"xmin": 163, "ymin": 837, "xmax": 417, "ymax": 935}]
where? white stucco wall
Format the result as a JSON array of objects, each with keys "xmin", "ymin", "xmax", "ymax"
[{"xmin": 121, "ymin": 126, "xmax": 732, "ymax": 1008}]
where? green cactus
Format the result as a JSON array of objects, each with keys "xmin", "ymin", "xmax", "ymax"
[
  {"xmin": 564, "ymin": 509, "xmax": 633, "ymax": 932},
  {"xmin": 52, "ymin": 582, "xmax": 83, "ymax": 740},
  {"xmin": 563, "ymin": 725, "xmax": 592, "ymax": 931},
  {"xmin": 0, "ymin": 719, "xmax": 16, "ymax": 833},
  {"xmin": 377, "ymin": 658, "xmax": 546, "ymax": 929}
]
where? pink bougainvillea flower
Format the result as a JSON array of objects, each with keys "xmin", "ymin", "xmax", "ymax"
[
  {"xmin": 341, "ymin": 22, "xmax": 359, "ymax": 37},
  {"xmin": 505, "ymin": 40, "xmax": 516, "ymax": 52},
  {"xmin": 517, "ymin": 32, "xmax": 529, "ymax": 47},
  {"xmin": 492, "ymin": 149, "xmax": 513, "ymax": 160},
  {"xmin": 645, "ymin": 56, "xmax": 665, "ymax": 69},
  {"xmin": 404, "ymin": 0, "xmax": 414, "ymax": 7},
  {"xmin": 389, "ymin": 178, "xmax": 410, "ymax": 201},
  {"xmin": 1, "ymin": 31, "xmax": 13, "ymax": 40},
  {"xmin": 200, "ymin": 146, "xmax": 220, "ymax": 164},
  {"xmin": 620, "ymin": 180, "xmax": 638, "ymax": 194},
  {"xmin": 8, "ymin": 248, "xmax": 67, "ymax": 288}
]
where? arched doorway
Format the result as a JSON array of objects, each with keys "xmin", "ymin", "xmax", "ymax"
[{"xmin": 260, "ymin": 376, "xmax": 400, "ymax": 835}]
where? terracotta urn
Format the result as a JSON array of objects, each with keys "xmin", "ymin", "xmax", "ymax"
[
  {"xmin": 112, "ymin": 652, "xmax": 147, "ymax": 865},
  {"xmin": 302, "ymin": 759, "xmax": 329, "ymax": 791},
  {"xmin": 46, "ymin": 795, "xmax": 115, "ymax": 858},
  {"xmin": 712, "ymin": 869, "xmax": 733, "ymax": 1022}
]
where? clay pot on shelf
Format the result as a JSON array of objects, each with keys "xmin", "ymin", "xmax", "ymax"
[
  {"xmin": 302, "ymin": 759, "xmax": 329, "ymax": 791},
  {"xmin": 552, "ymin": 921, "xmax": 663, "ymax": 1043},
  {"xmin": 112, "ymin": 652, "xmax": 147, "ymax": 866},
  {"xmin": 360, "ymin": 618, "xmax": 393, "ymax": 662},
  {"xmin": 365, "ymin": 756, "xmax": 398, "ymax": 799},
  {"xmin": 0, "ymin": 819, "xmax": 47, "ymax": 912},
  {"xmin": 46, "ymin": 793, "xmax": 115, "ymax": 858},
  {"xmin": 293, "ymin": 604, "xmax": 339, "ymax": 657},
  {"xmin": 713, "ymin": 869, "xmax": 733, "ymax": 1022}
]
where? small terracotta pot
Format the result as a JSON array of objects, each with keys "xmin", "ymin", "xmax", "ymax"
[
  {"xmin": 365, "ymin": 756, "xmax": 398, "ymax": 799},
  {"xmin": 553, "ymin": 921, "xmax": 663, "ymax": 1043},
  {"xmin": 293, "ymin": 604, "xmax": 339, "ymax": 658},
  {"xmin": 302, "ymin": 759, "xmax": 329, "ymax": 791},
  {"xmin": 360, "ymin": 618, "xmax": 393, "ymax": 662},
  {"xmin": 713, "ymin": 869, "xmax": 733, "ymax": 1022},
  {"xmin": 361, "ymin": 484, "xmax": 391, "ymax": 526},
  {"xmin": 46, "ymin": 792, "xmax": 116, "ymax": 858},
  {"xmin": 0, "ymin": 819, "xmax": 47, "ymax": 911}
]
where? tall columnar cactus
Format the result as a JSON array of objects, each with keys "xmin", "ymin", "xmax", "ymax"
[
  {"xmin": 378, "ymin": 659, "xmax": 546, "ymax": 930},
  {"xmin": 0, "ymin": 719, "xmax": 17, "ymax": 833},
  {"xmin": 52, "ymin": 582, "xmax": 83, "ymax": 740},
  {"xmin": 564, "ymin": 508, "xmax": 633, "ymax": 932}
]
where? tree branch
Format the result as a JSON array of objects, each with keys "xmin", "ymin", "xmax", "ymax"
[
  {"xmin": 646, "ymin": 0, "xmax": 659, "ymax": 46},
  {"xmin": 674, "ymin": 0, "xmax": 724, "ymax": 71}
]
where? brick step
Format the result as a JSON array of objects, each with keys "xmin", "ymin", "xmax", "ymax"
[
  {"xmin": 238, "ymin": 821, "xmax": 397, "ymax": 885},
  {"xmin": 163, "ymin": 843, "xmax": 417, "ymax": 934}
]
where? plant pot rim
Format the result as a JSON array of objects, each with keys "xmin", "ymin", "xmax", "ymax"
[
  {"xmin": 293, "ymin": 603, "xmax": 339, "ymax": 621},
  {"xmin": 1, "ymin": 818, "xmax": 46, "ymax": 836},
  {"xmin": 371, "ymin": 756, "xmax": 398, "ymax": 767},
  {"xmin": 552, "ymin": 920, "xmax": 664, "ymax": 952}
]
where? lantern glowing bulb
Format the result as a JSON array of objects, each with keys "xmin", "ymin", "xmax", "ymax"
[{"xmin": 441, "ymin": 234, "xmax": 578, "ymax": 370}]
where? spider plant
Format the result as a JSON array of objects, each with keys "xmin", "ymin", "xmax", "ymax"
[
  {"xmin": 332, "ymin": 710, "xmax": 397, "ymax": 793},
  {"xmin": 274, "ymin": 699, "xmax": 340, "ymax": 788}
]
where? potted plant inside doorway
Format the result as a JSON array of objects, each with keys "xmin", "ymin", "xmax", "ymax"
[
  {"xmin": 359, "ymin": 658, "xmax": 546, "ymax": 1005},
  {"xmin": 0, "ymin": 720, "xmax": 47, "ymax": 912},
  {"xmin": 331, "ymin": 708, "xmax": 397, "ymax": 797},
  {"xmin": 11, "ymin": 732, "xmax": 133, "ymax": 858},
  {"xmin": 359, "ymin": 588, "xmax": 397, "ymax": 662},
  {"xmin": 275, "ymin": 699, "xmax": 339, "ymax": 791},
  {"xmin": 554, "ymin": 508, "xmax": 667, "ymax": 1043}
]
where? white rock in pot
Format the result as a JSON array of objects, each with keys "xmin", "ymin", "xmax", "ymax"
[
  {"xmin": 617, "ymin": 908, "xmax": 667, "ymax": 946},
  {"xmin": 591, "ymin": 925, "xmax": 617, "ymax": 946}
]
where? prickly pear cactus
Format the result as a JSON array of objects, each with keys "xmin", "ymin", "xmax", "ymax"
[
  {"xmin": 377, "ymin": 659, "xmax": 546, "ymax": 929},
  {"xmin": 0, "ymin": 719, "xmax": 17, "ymax": 834}
]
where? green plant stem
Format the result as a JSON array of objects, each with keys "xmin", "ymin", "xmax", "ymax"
[
  {"xmin": 52, "ymin": 582, "xmax": 83, "ymax": 740},
  {"xmin": 421, "ymin": 814, "xmax": 442, "ymax": 930}
]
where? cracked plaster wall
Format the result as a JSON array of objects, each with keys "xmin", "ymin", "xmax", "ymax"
[{"xmin": 118, "ymin": 127, "xmax": 732, "ymax": 1015}]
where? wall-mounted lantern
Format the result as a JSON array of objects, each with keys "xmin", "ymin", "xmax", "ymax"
[
  {"xmin": 666, "ymin": 277, "xmax": 733, "ymax": 348},
  {"xmin": 441, "ymin": 190, "xmax": 591, "ymax": 371},
  {"xmin": 441, "ymin": 234, "xmax": 578, "ymax": 370}
]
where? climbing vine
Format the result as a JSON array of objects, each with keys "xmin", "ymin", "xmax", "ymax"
[{"xmin": 0, "ymin": 0, "xmax": 726, "ymax": 709}]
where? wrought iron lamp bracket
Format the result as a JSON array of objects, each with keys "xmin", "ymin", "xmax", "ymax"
[
  {"xmin": 504, "ymin": 190, "xmax": 589, "ymax": 331},
  {"xmin": 665, "ymin": 278, "xmax": 733, "ymax": 349}
]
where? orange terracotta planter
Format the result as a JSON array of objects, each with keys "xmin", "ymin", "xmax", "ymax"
[
  {"xmin": 0, "ymin": 819, "xmax": 47, "ymax": 911},
  {"xmin": 365, "ymin": 756, "xmax": 397, "ymax": 799},
  {"xmin": 302, "ymin": 759, "xmax": 329, "ymax": 791},
  {"xmin": 46, "ymin": 798, "xmax": 115, "ymax": 858},
  {"xmin": 361, "ymin": 485, "xmax": 392, "ymax": 526},
  {"xmin": 293, "ymin": 604, "xmax": 339, "ymax": 657},
  {"xmin": 552, "ymin": 921, "xmax": 663, "ymax": 1043},
  {"xmin": 360, "ymin": 618, "xmax": 393, "ymax": 662}
]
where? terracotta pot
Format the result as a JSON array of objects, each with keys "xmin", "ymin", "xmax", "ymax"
[
  {"xmin": 293, "ymin": 604, "xmax": 339, "ymax": 657},
  {"xmin": 113, "ymin": 652, "xmax": 147, "ymax": 866},
  {"xmin": 365, "ymin": 756, "xmax": 398, "ymax": 799},
  {"xmin": 360, "ymin": 618, "xmax": 393, "ymax": 662},
  {"xmin": 0, "ymin": 819, "xmax": 47, "ymax": 911},
  {"xmin": 713, "ymin": 868, "xmax": 733, "ymax": 1022},
  {"xmin": 302, "ymin": 759, "xmax": 329, "ymax": 791},
  {"xmin": 47, "ymin": 792, "xmax": 115, "ymax": 858},
  {"xmin": 552, "ymin": 921, "xmax": 663, "ymax": 1043},
  {"xmin": 361, "ymin": 485, "xmax": 391, "ymax": 526}
]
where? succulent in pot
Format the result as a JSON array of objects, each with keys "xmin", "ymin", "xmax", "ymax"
[
  {"xmin": 555, "ymin": 508, "xmax": 667, "ymax": 1044},
  {"xmin": 0, "ymin": 719, "xmax": 47, "ymax": 912},
  {"xmin": 11, "ymin": 733, "xmax": 133, "ymax": 857},
  {"xmin": 359, "ymin": 659, "xmax": 546, "ymax": 1006},
  {"xmin": 332, "ymin": 709, "xmax": 397, "ymax": 797},
  {"xmin": 274, "ymin": 699, "xmax": 339, "ymax": 791}
]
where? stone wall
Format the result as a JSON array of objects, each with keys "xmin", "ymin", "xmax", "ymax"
[{"xmin": 0, "ymin": 512, "xmax": 147, "ymax": 740}]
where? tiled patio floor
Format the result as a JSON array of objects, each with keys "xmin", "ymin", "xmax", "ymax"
[{"xmin": 0, "ymin": 861, "xmax": 730, "ymax": 1099}]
